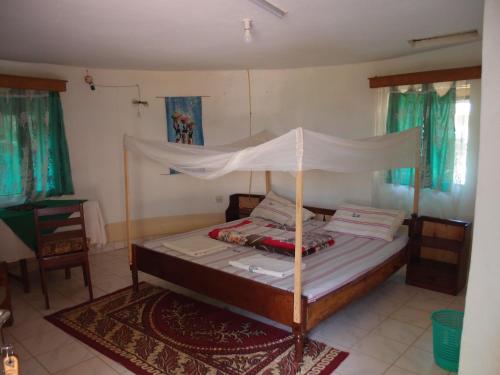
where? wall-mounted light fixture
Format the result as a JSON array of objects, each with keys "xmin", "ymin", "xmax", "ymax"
[
  {"xmin": 409, "ymin": 30, "xmax": 480, "ymax": 49},
  {"xmin": 248, "ymin": 0, "xmax": 287, "ymax": 18}
]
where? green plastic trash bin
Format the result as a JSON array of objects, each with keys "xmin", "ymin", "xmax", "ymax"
[{"xmin": 431, "ymin": 309, "xmax": 464, "ymax": 372}]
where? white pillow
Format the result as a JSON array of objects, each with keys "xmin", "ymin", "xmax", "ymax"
[
  {"xmin": 250, "ymin": 191, "xmax": 315, "ymax": 226},
  {"xmin": 324, "ymin": 203, "xmax": 404, "ymax": 242}
]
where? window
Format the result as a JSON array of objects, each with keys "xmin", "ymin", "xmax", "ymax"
[
  {"xmin": 0, "ymin": 89, "xmax": 74, "ymax": 207},
  {"xmin": 453, "ymin": 98, "xmax": 470, "ymax": 185},
  {"xmin": 386, "ymin": 81, "xmax": 470, "ymax": 192}
]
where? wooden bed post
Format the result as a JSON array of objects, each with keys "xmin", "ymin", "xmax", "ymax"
[
  {"xmin": 265, "ymin": 171, "xmax": 272, "ymax": 193},
  {"xmin": 124, "ymin": 146, "xmax": 139, "ymax": 291},
  {"xmin": 413, "ymin": 166, "xmax": 420, "ymax": 215},
  {"xmin": 293, "ymin": 169, "xmax": 305, "ymax": 364}
]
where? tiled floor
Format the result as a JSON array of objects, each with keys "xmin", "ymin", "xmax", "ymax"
[{"xmin": 3, "ymin": 247, "xmax": 465, "ymax": 374}]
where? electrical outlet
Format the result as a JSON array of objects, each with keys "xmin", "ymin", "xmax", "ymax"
[{"xmin": 215, "ymin": 195, "xmax": 223, "ymax": 204}]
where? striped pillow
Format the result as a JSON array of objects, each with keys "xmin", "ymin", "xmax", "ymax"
[
  {"xmin": 250, "ymin": 191, "xmax": 315, "ymax": 226},
  {"xmin": 324, "ymin": 203, "xmax": 404, "ymax": 241}
]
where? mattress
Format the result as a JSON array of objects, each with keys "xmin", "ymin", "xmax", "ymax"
[{"xmin": 139, "ymin": 218, "xmax": 408, "ymax": 302}]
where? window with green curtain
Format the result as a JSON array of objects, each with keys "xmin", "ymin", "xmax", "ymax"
[
  {"xmin": 386, "ymin": 83, "xmax": 456, "ymax": 192},
  {"xmin": 0, "ymin": 88, "xmax": 74, "ymax": 207}
]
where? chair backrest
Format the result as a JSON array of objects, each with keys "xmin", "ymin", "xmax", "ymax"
[{"xmin": 34, "ymin": 204, "xmax": 88, "ymax": 258}]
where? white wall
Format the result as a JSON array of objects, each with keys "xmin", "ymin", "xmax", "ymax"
[
  {"xmin": 460, "ymin": 1, "xmax": 500, "ymax": 374},
  {"xmin": 0, "ymin": 42, "xmax": 481, "ymax": 225}
]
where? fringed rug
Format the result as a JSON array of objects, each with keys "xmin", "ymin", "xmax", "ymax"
[{"xmin": 46, "ymin": 283, "xmax": 348, "ymax": 374}]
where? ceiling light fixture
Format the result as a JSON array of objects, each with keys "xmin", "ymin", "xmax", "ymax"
[
  {"xmin": 249, "ymin": 0, "xmax": 287, "ymax": 17},
  {"xmin": 409, "ymin": 30, "xmax": 480, "ymax": 49},
  {"xmin": 243, "ymin": 18, "xmax": 253, "ymax": 43}
]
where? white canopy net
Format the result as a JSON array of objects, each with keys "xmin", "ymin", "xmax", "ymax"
[{"xmin": 124, "ymin": 127, "xmax": 420, "ymax": 179}]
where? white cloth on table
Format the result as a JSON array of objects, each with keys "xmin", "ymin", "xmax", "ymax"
[{"xmin": 81, "ymin": 201, "xmax": 107, "ymax": 247}]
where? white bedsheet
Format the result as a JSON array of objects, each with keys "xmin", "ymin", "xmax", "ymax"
[{"xmin": 140, "ymin": 218, "xmax": 408, "ymax": 302}]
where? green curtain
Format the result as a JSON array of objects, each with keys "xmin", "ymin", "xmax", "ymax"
[
  {"xmin": 0, "ymin": 89, "xmax": 74, "ymax": 207},
  {"xmin": 386, "ymin": 84, "xmax": 456, "ymax": 192}
]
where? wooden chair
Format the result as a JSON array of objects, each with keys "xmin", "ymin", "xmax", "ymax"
[{"xmin": 34, "ymin": 204, "xmax": 93, "ymax": 309}]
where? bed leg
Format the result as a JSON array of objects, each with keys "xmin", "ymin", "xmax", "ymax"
[
  {"xmin": 293, "ymin": 324, "xmax": 305, "ymax": 366},
  {"xmin": 131, "ymin": 265, "xmax": 139, "ymax": 292}
]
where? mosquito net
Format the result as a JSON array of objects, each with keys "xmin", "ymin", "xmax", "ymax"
[{"xmin": 124, "ymin": 127, "xmax": 419, "ymax": 179}]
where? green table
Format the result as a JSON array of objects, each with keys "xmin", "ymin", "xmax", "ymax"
[{"xmin": 0, "ymin": 199, "xmax": 85, "ymax": 251}]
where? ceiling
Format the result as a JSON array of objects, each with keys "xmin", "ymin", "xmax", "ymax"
[{"xmin": 0, "ymin": 0, "xmax": 484, "ymax": 70}]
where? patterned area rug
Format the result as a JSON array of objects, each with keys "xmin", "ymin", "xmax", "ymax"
[{"xmin": 46, "ymin": 283, "xmax": 348, "ymax": 374}]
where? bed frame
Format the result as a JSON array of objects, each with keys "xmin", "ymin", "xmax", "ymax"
[{"xmin": 131, "ymin": 193, "xmax": 410, "ymax": 364}]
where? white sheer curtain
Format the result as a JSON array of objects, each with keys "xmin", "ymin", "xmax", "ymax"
[{"xmin": 372, "ymin": 80, "xmax": 480, "ymax": 221}]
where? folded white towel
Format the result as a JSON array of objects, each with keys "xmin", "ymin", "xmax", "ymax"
[
  {"xmin": 162, "ymin": 235, "xmax": 227, "ymax": 257},
  {"xmin": 229, "ymin": 254, "xmax": 305, "ymax": 278}
]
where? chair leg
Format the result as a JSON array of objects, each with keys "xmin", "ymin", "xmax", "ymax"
[
  {"xmin": 83, "ymin": 260, "xmax": 93, "ymax": 301},
  {"xmin": 19, "ymin": 259, "xmax": 30, "ymax": 293},
  {"xmin": 38, "ymin": 265, "xmax": 50, "ymax": 309},
  {"xmin": 65, "ymin": 267, "xmax": 71, "ymax": 279},
  {"xmin": 82, "ymin": 265, "xmax": 88, "ymax": 286}
]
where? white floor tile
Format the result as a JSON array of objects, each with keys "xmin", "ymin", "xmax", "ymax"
[
  {"xmin": 92, "ymin": 274, "xmax": 131, "ymax": 293},
  {"xmin": 394, "ymin": 347, "xmax": 449, "ymax": 375},
  {"xmin": 384, "ymin": 366, "xmax": 419, "ymax": 375},
  {"xmin": 312, "ymin": 318, "xmax": 370, "ymax": 349},
  {"xmin": 20, "ymin": 325, "xmax": 74, "ymax": 356},
  {"xmin": 54, "ymin": 357, "xmax": 119, "ymax": 375},
  {"xmin": 6, "ymin": 316, "xmax": 55, "ymax": 341},
  {"xmin": 98, "ymin": 353, "xmax": 131, "ymax": 374},
  {"xmin": 20, "ymin": 357, "xmax": 50, "ymax": 375},
  {"xmin": 405, "ymin": 292, "xmax": 452, "ymax": 313},
  {"xmin": 352, "ymin": 333, "xmax": 409, "ymax": 363},
  {"xmin": 413, "ymin": 328, "xmax": 434, "ymax": 353},
  {"xmin": 9, "ymin": 299, "xmax": 42, "ymax": 324},
  {"xmin": 36, "ymin": 340, "xmax": 95, "ymax": 373},
  {"xmin": 391, "ymin": 306, "xmax": 432, "ymax": 329},
  {"xmin": 363, "ymin": 292, "xmax": 406, "ymax": 316},
  {"xmin": 335, "ymin": 352, "xmax": 391, "ymax": 375},
  {"xmin": 335, "ymin": 306, "xmax": 386, "ymax": 331},
  {"xmin": 372, "ymin": 319, "xmax": 424, "ymax": 345}
]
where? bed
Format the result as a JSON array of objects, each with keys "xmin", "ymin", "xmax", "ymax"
[{"xmin": 131, "ymin": 193, "xmax": 411, "ymax": 363}]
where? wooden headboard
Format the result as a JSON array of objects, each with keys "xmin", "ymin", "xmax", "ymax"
[
  {"xmin": 225, "ymin": 193, "xmax": 336, "ymax": 222},
  {"xmin": 225, "ymin": 193, "xmax": 413, "ymax": 227}
]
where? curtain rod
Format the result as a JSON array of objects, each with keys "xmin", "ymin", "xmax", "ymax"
[
  {"xmin": 0, "ymin": 74, "xmax": 67, "ymax": 92},
  {"xmin": 369, "ymin": 66, "xmax": 481, "ymax": 88},
  {"xmin": 155, "ymin": 95, "xmax": 211, "ymax": 98}
]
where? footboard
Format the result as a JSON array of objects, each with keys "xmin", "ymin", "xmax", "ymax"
[{"xmin": 132, "ymin": 244, "xmax": 306, "ymax": 327}]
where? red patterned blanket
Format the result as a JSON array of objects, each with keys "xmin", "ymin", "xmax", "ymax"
[{"xmin": 208, "ymin": 219, "xmax": 335, "ymax": 257}]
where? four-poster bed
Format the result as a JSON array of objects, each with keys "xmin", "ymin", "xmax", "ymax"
[{"xmin": 123, "ymin": 127, "xmax": 421, "ymax": 364}]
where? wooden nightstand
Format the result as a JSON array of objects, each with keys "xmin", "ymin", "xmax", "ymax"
[
  {"xmin": 406, "ymin": 216, "xmax": 472, "ymax": 295},
  {"xmin": 225, "ymin": 193, "xmax": 265, "ymax": 222}
]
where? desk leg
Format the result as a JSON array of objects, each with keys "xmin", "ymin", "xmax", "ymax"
[{"xmin": 19, "ymin": 259, "xmax": 29, "ymax": 293}]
